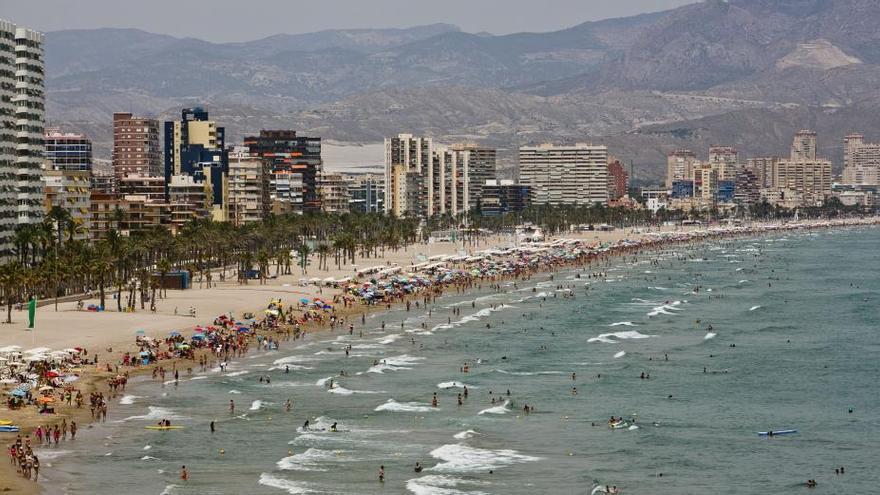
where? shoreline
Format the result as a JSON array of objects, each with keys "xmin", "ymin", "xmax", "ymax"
[{"xmin": 3, "ymin": 217, "xmax": 879, "ymax": 494}]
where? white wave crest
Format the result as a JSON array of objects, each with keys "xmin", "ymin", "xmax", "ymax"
[
  {"xmin": 374, "ymin": 399, "xmax": 434, "ymax": 413},
  {"xmin": 428, "ymin": 444, "xmax": 540, "ymax": 473}
]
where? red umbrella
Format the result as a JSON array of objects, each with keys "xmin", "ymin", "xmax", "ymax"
[{"xmin": 45, "ymin": 371, "xmax": 60, "ymax": 378}]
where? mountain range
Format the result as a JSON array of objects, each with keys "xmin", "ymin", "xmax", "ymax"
[{"xmin": 44, "ymin": 0, "xmax": 880, "ymax": 181}]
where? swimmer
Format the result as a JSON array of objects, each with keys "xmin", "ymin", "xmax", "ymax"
[
  {"xmin": 378, "ymin": 465, "xmax": 385, "ymax": 482},
  {"xmin": 330, "ymin": 422, "xmax": 338, "ymax": 432},
  {"xmin": 414, "ymin": 462, "xmax": 423, "ymax": 473},
  {"xmin": 302, "ymin": 419, "xmax": 310, "ymax": 430}
]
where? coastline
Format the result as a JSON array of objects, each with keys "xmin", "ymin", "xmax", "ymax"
[{"xmin": 2, "ymin": 217, "xmax": 878, "ymax": 494}]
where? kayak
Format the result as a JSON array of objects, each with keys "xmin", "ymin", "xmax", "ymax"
[
  {"xmin": 0, "ymin": 425, "xmax": 21, "ymax": 433},
  {"xmin": 145, "ymin": 426, "xmax": 184, "ymax": 430},
  {"xmin": 0, "ymin": 420, "xmax": 12, "ymax": 425},
  {"xmin": 757, "ymin": 429, "xmax": 797, "ymax": 436}
]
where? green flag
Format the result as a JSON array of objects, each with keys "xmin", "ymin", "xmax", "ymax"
[{"xmin": 28, "ymin": 297, "xmax": 36, "ymax": 329}]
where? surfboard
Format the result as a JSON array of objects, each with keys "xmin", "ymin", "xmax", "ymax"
[
  {"xmin": 0, "ymin": 425, "xmax": 20, "ymax": 432},
  {"xmin": 757, "ymin": 429, "xmax": 797, "ymax": 436},
  {"xmin": 145, "ymin": 425, "xmax": 185, "ymax": 430}
]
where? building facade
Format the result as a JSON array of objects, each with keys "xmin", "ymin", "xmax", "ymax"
[
  {"xmin": 790, "ymin": 130, "xmax": 818, "ymax": 161},
  {"xmin": 519, "ymin": 143, "xmax": 609, "ymax": 206},
  {"xmin": 347, "ymin": 174, "xmax": 384, "ymax": 214},
  {"xmin": 244, "ymin": 130, "xmax": 322, "ymax": 214},
  {"xmin": 227, "ymin": 147, "xmax": 269, "ymax": 225},
  {"xmin": 708, "ymin": 146, "xmax": 738, "ymax": 180},
  {"xmin": 842, "ymin": 133, "xmax": 880, "ymax": 186},
  {"xmin": 607, "ymin": 159, "xmax": 629, "ymax": 201},
  {"xmin": 481, "ymin": 180, "xmax": 531, "ymax": 217},
  {"xmin": 42, "ymin": 169, "xmax": 91, "ymax": 240},
  {"xmin": 44, "ymin": 129, "xmax": 92, "ymax": 171},
  {"xmin": 384, "ymin": 134, "xmax": 433, "ymax": 217},
  {"xmin": 167, "ymin": 174, "xmax": 208, "ymax": 230},
  {"xmin": 0, "ymin": 20, "xmax": 45, "ymax": 257},
  {"xmin": 666, "ymin": 150, "xmax": 698, "ymax": 188},
  {"xmin": 113, "ymin": 112, "xmax": 161, "ymax": 182},
  {"xmin": 318, "ymin": 173, "xmax": 352, "ymax": 214},
  {"xmin": 164, "ymin": 107, "xmax": 228, "ymax": 221}
]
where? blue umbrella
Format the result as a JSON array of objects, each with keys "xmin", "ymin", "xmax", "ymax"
[{"xmin": 169, "ymin": 331, "xmax": 181, "ymax": 337}]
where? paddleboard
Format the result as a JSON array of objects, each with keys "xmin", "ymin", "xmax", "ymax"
[
  {"xmin": 757, "ymin": 429, "xmax": 797, "ymax": 436},
  {"xmin": 0, "ymin": 425, "xmax": 21, "ymax": 432},
  {"xmin": 145, "ymin": 426, "xmax": 184, "ymax": 430}
]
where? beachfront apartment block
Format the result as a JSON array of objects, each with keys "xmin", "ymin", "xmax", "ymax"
[
  {"xmin": 666, "ymin": 149, "xmax": 698, "ymax": 188},
  {"xmin": 347, "ymin": 173, "xmax": 384, "ymax": 214},
  {"xmin": 244, "ymin": 130, "xmax": 322, "ymax": 215},
  {"xmin": 44, "ymin": 129, "xmax": 93, "ymax": 172},
  {"xmin": 519, "ymin": 143, "xmax": 609, "ymax": 206},
  {"xmin": 227, "ymin": 147, "xmax": 270, "ymax": 225},
  {"xmin": 384, "ymin": 135, "xmax": 497, "ymax": 218},
  {"xmin": 113, "ymin": 112, "xmax": 161, "ymax": 183},
  {"xmin": 842, "ymin": 133, "xmax": 880, "ymax": 186},
  {"xmin": 0, "ymin": 19, "xmax": 45, "ymax": 258},
  {"xmin": 384, "ymin": 134, "xmax": 433, "ymax": 218}
]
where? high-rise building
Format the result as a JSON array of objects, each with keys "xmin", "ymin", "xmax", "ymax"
[
  {"xmin": 666, "ymin": 150, "xmax": 698, "ymax": 188},
  {"xmin": 347, "ymin": 174, "xmax": 384, "ymax": 214},
  {"xmin": 790, "ymin": 130, "xmax": 817, "ymax": 161},
  {"xmin": 227, "ymin": 147, "xmax": 269, "ymax": 225},
  {"xmin": 481, "ymin": 180, "xmax": 531, "ymax": 217},
  {"xmin": 44, "ymin": 129, "xmax": 92, "ymax": 171},
  {"xmin": 519, "ymin": 143, "xmax": 609, "ymax": 206},
  {"xmin": 384, "ymin": 134, "xmax": 433, "ymax": 217},
  {"xmin": 746, "ymin": 157, "xmax": 779, "ymax": 188},
  {"xmin": 118, "ymin": 174, "xmax": 166, "ymax": 202},
  {"xmin": 0, "ymin": 20, "xmax": 45, "ymax": 257},
  {"xmin": 449, "ymin": 144, "xmax": 496, "ymax": 213},
  {"xmin": 164, "ymin": 108, "xmax": 228, "ymax": 221},
  {"xmin": 42, "ymin": 169, "xmax": 91, "ymax": 240},
  {"xmin": 167, "ymin": 174, "xmax": 208, "ymax": 230},
  {"xmin": 691, "ymin": 163, "xmax": 718, "ymax": 201},
  {"xmin": 607, "ymin": 158, "xmax": 629, "ymax": 201},
  {"xmin": 774, "ymin": 131, "xmax": 832, "ymax": 206},
  {"xmin": 708, "ymin": 146, "xmax": 738, "ymax": 180},
  {"xmin": 318, "ymin": 173, "xmax": 352, "ymax": 214},
  {"xmin": 244, "ymin": 130, "xmax": 322, "ymax": 214},
  {"xmin": 113, "ymin": 112, "xmax": 161, "ymax": 182},
  {"xmin": 842, "ymin": 133, "xmax": 880, "ymax": 186},
  {"xmin": 733, "ymin": 168, "xmax": 760, "ymax": 206}
]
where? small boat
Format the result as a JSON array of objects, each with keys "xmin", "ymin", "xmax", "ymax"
[{"xmin": 757, "ymin": 429, "xmax": 797, "ymax": 437}]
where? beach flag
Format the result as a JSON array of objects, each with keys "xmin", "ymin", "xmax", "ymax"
[{"xmin": 28, "ymin": 297, "xmax": 36, "ymax": 329}]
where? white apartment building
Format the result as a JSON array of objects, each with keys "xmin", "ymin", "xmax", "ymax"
[
  {"xmin": 666, "ymin": 150, "xmax": 698, "ymax": 188},
  {"xmin": 384, "ymin": 134, "xmax": 433, "ymax": 217},
  {"xmin": 519, "ymin": 143, "xmax": 609, "ymax": 206},
  {"xmin": 227, "ymin": 147, "xmax": 268, "ymax": 225},
  {"xmin": 0, "ymin": 20, "xmax": 45, "ymax": 257},
  {"xmin": 842, "ymin": 133, "xmax": 880, "ymax": 186}
]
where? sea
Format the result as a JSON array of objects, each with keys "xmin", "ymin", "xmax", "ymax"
[{"xmin": 40, "ymin": 226, "xmax": 880, "ymax": 494}]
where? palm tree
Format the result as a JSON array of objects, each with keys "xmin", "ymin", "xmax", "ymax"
[{"xmin": 0, "ymin": 262, "xmax": 24, "ymax": 323}]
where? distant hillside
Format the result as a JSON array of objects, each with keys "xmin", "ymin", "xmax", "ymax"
[{"xmin": 45, "ymin": 0, "xmax": 880, "ymax": 178}]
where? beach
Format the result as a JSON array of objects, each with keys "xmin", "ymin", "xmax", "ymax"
[{"xmin": 2, "ymin": 217, "xmax": 878, "ymax": 493}]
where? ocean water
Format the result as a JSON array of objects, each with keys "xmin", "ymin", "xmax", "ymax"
[{"xmin": 42, "ymin": 227, "xmax": 880, "ymax": 494}]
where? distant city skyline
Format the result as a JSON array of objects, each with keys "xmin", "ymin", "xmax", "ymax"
[{"xmin": 6, "ymin": 0, "xmax": 696, "ymax": 42}]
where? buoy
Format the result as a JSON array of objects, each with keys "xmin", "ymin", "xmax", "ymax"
[
  {"xmin": 288, "ymin": 449, "xmax": 292, "ymax": 455},
  {"xmin": 568, "ymin": 452, "xmax": 574, "ymax": 456},
  {"xmin": 219, "ymin": 449, "xmax": 225, "ymax": 454}
]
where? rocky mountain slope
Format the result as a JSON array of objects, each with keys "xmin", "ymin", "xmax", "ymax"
[{"xmin": 45, "ymin": 0, "xmax": 880, "ymax": 181}]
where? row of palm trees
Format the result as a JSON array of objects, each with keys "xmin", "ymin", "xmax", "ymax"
[
  {"xmin": 2, "ymin": 199, "xmax": 851, "ymax": 323},
  {"xmin": 0, "ymin": 210, "xmax": 422, "ymax": 323}
]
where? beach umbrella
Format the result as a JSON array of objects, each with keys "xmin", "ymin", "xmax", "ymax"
[
  {"xmin": 38, "ymin": 385, "xmax": 54, "ymax": 392},
  {"xmin": 45, "ymin": 371, "xmax": 60, "ymax": 378},
  {"xmin": 139, "ymin": 351, "xmax": 150, "ymax": 356},
  {"xmin": 135, "ymin": 329, "xmax": 146, "ymax": 335},
  {"xmin": 37, "ymin": 396, "xmax": 55, "ymax": 403},
  {"xmin": 169, "ymin": 331, "xmax": 181, "ymax": 337},
  {"xmin": 8, "ymin": 389, "xmax": 26, "ymax": 397}
]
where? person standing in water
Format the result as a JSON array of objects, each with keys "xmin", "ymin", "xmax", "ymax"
[
  {"xmin": 378, "ymin": 465, "xmax": 385, "ymax": 482},
  {"xmin": 180, "ymin": 465, "xmax": 188, "ymax": 481}
]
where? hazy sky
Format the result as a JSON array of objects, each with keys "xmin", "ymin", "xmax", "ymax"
[{"xmin": 4, "ymin": 0, "xmax": 696, "ymax": 42}]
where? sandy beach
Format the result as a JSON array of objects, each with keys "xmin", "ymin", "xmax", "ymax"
[{"xmin": 1, "ymin": 218, "xmax": 877, "ymax": 493}]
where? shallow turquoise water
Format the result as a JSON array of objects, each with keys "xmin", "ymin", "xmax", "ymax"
[{"xmin": 41, "ymin": 227, "xmax": 880, "ymax": 494}]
